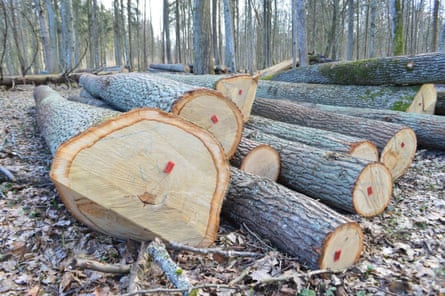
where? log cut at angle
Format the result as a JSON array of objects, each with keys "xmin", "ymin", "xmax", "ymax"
[{"xmin": 34, "ymin": 86, "xmax": 230, "ymax": 247}]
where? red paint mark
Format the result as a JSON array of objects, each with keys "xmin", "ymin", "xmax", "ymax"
[
  {"xmin": 367, "ymin": 186, "xmax": 373, "ymax": 196},
  {"xmin": 211, "ymin": 114, "xmax": 219, "ymax": 124},
  {"xmin": 238, "ymin": 89, "xmax": 243, "ymax": 95},
  {"xmin": 164, "ymin": 161, "xmax": 175, "ymax": 174},
  {"xmin": 334, "ymin": 250, "xmax": 342, "ymax": 262},
  {"xmin": 401, "ymin": 142, "xmax": 405, "ymax": 148}
]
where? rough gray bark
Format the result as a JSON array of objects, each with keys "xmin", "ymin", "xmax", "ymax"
[
  {"xmin": 149, "ymin": 64, "xmax": 191, "ymax": 73},
  {"xmin": 193, "ymin": 0, "xmax": 212, "ymax": 74},
  {"xmin": 60, "ymin": 0, "xmax": 73, "ymax": 71},
  {"xmin": 252, "ymin": 98, "xmax": 417, "ymax": 179},
  {"xmin": 113, "ymin": 0, "xmax": 122, "ymax": 66},
  {"xmin": 223, "ymin": 0, "xmax": 236, "ymax": 72},
  {"xmin": 34, "ymin": 0, "xmax": 53, "ymax": 73},
  {"xmin": 295, "ymin": 0, "xmax": 308, "ymax": 67},
  {"xmin": 300, "ymin": 103, "xmax": 445, "ymax": 151},
  {"xmin": 246, "ymin": 115, "xmax": 378, "ymax": 161},
  {"xmin": 224, "ymin": 167, "xmax": 363, "ymax": 270},
  {"xmin": 346, "ymin": 0, "xmax": 354, "ymax": 60},
  {"xmin": 271, "ymin": 53, "xmax": 445, "ymax": 85},
  {"xmin": 163, "ymin": 0, "xmax": 172, "ymax": 64},
  {"xmin": 243, "ymin": 129, "xmax": 392, "ymax": 217}
]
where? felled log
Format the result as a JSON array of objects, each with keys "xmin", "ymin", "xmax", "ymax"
[
  {"xmin": 406, "ymin": 84, "xmax": 437, "ymax": 114},
  {"xmin": 67, "ymin": 95, "xmax": 113, "ymax": 109},
  {"xmin": 436, "ymin": 85, "xmax": 445, "ymax": 115},
  {"xmin": 252, "ymin": 98, "xmax": 417, "ymax": 179},
  {"xmin": 230, "ymin": 137, "xmax": 280, "ymax": 181},
  {"xmin": 246, "ymin": 115, "xmax": 379, "ymax": 161},
  {"xmin": 79, "ymin": 73, "xmax": 243, "ymax": 157},
  {"xmin": 271, "ymin": 52, "xmax": 445, "ymax": 85},
  {"xmin": 0, "ymin": 73, "xmax": 80, "ymax": 87},
  {"xmin": 299, "ymin": 103, "xmax": 445, "ymax": 151},
  {"xmin": 243, "ymin": 129, "xmax": 392, "ymax": 217},
  {"xmin": 149, "ymin": 63, "xmax": 191, "ymax": 73},
  {"xmin": 259, "ymin": 59, "xmax": 294, "ymax": 78},
  {"xmin": 34, "ymin": 86, "xmax": 230, "ymax": 247},
  {"xmin": 224, "ymin": 167, "xmax": 364, "ymax": 270},
  {"xmin": 157, "ymin": 73, "xmax": 259, "ymax": 122}
]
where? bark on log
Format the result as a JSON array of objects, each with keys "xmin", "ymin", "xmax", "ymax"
[
  {"xmin": 299, "ymin": 103, "xmax": 445, "ymax": 151},
  {"xmin": 246, "ymin": 115, "xmax": 379, "ymax": 161},
  {"xmin": 34, "ymin": 85, "xmax": 230, "ymax": 247},
  {"xmin": 79, "ymin": 73, "xmax": 243, "ymax": 158},
  {"xmin": 252, "ymin": 98, "xmax": 417, "ymax": 179},
  {"xmin": 406, "ymin": 84, "xmax": 437, "ymax": 114},
  {"xmin": 149, "ymin": 63, "xmax": 191, "ymax": 73},
  {"xmin": 436, "ymin": 86, "xmax": 445, "ymax": 115},
  {"xmin": 243, "ymin": 129, "xmax": 392, "ymax": 217},
  {"xmin": 230, "ymin": 137, "xmax": 280, "ymax": 181},
  {"xmin": 67, "ymin": 95, "xmax": 113, "ymax": 109},
  {"xmin": 271, "ymin": 52, "xmax": 445, "ymax": 85},
  {"xmin": 0, "ymin": 73, "xmax": 81, "ymax": 87},
  {"xmin": 224, "ymin": 167, "xmax": 364, "ymax": 270}
]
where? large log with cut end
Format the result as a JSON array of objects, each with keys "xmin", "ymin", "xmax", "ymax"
[
  {"xmin": 230, "ymin": 137, "xmax": 280, "ymax": 181},
  {"xmin": 224, "ymin": 167, "xmax": 364, "ymax": 270},
  {"xmin": 406, "ymin": 84, "xmax": 437, "ymax": 114},
  {"xmin": 79, "ymin": 73, "xmax": 243, "ymax": 158},
  {"xmin": 271, "ymin": 52, "xmax": 445, "ymax": 85},
  {"xmin": 246, "ymin": 115, "xmax": 378, "ymax": 161},
  {"xmin": 149, "ymin": 63, "xmax": 191, "ymax": 73},
  {"xmin": 34, "ymin": 86, "xmax": 230, "ymax": 247},
  {"xmin": 244, "ymin": 129, "xmax": 392, "ymax": 217},
  {"xmin": 299, "ymin": 103, "xmax": 445, "ymax": 151},
  {"xmin": 252, "ymin": 98, "xmax": 417, "ymax": 179}
]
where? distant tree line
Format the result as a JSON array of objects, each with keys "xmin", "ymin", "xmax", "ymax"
[{"xmin": 0, "ymin": 0, "xmax": 444, "ymax": 76}]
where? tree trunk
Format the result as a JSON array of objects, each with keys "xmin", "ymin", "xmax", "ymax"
[
  {"xmin": 368, "ymin": 0, "xmax": 376, "ymax": 58},
  {"xmin": 34, "ymin": 86, "xmax": 230, "ymax": 247},
  {"xmin": 79, "ymin": 73, "xmax": 243, "ymax": 157},
  {"xmin": 346, "ymin": 0, "xmax": 354, "ymax": 60},
  {"xmin": 271, "ymin": 52, "xmax": 445, "ymax": 86},
  {"xmin": 0, "ymin": 74, "xmax": 81, "ymax": 87},
  {"xmin": 392, "ymin": 0, "xmax": 404, "ymax": 56},
  {"xmin": 60, "ymin": 0, "xmax": 73, "ymax": 72},
  {"xmin": 223, "ymin": 0, "xmax": 236, "ymax": 73},
  {"xmin": 296, "ymin": 0, "xmax": 308, "ymax": 67},
  {"xmin": 243, "ymin": 129, "xmax": 392, "ymax": 217},
  {"xmin": 224, "ymin": 167, "xmax": 364, "ymax": 270},
  {"xmin": 45, "ymin": 0, "xmax": 58, "ymax": 72},
  {"xmin": 432, "ymin": 0, "xmax": 440, "ymax": 51},
  {"xmin": 113, "ymin": 0, "xmax": 122, "ymax": 66},
  {"xmin": 230, "ymin": 137, "xmax": 280, "ymax": 181},
  {"xmin": 149, "ymin": 64, "xmax": 191, "ymax": 73},
  {"xmin": 193, "ymin": 0, "xmax": 212, "ymax": 74},
  {"xmin": 34, "ymin": 0, "xmax": 53, "ymax": 73},
  {"xmin": 406, "ymin": 84, "xmax": 438, "ymax": 114},
  {"xmin": 163, "ymin": 0, "xmax": 172, "ymax": 64},
  {"xmin": 246, "ymin": 115, "xmax": 378, "ymax": 161},
  {"xmin": 439, "ymin": 20, "xmax": 445, "ymax": 52},
  {"xmin": 300, "ymin": 103, "xmax": 445, "ymax": 151},
  {"xmin": 252, "ymin": 98, "xmax": 417, "ymax": 179}
]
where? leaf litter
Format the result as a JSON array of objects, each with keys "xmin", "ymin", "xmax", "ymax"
[{"xmin": 0, "ymin": 85, "xmax": 443, "ymax": 295}]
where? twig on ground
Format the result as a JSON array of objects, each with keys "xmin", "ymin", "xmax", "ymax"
[
  {"xmin": 0, "ymin": 166, "xmax": 16, "ymax": 182},
  {"xmin": 122, "ymin": 284, "xmax": 237, "ymax": 296},
  {"xmin": 168, "ymin": 241, "xmax": 262, "ymax": 258},
  {"xmin": 71, "ymin": 258, "xmax": 131, "ymax": 274}
]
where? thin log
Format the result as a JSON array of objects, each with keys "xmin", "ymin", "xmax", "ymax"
[
  {"xmin": 271, "ymin": 52, "xmax": 445, "ymax": 85},
  {"xmin": 230, "ymin": 137, "xmax": 280, "ymax": 181},
  {"xmin": 0, "ymin": 73, "xmax": 81, "ymax": 87},
  {"xmin": 243, "ymin": 129, "xmax": 392, "ymax": 217},
  {"xmin": 224, "ymin": 167, "xmax": 364, "ymax": 270},
  {"xmin": 149, "ymin": 63, "xmax": 191, "ymax": 73},
  {"xmin": 406, "ymin": 84, "xmax": 437, "ymax": 114},
  {"xmin": 252, "ymin": 98, "xmax": 417, "ymax": 179},
  {"xmin": 246, "ymin": 115, "xmax": 379, "ymax": 161},
  {"xmin": 259, "ymin": 59, "xmax": 294, "ymax": 78},
  {"xmin": 299, "ymin": 102, "xmax": 445, "ymax": 151},
  {"xmin": 79, "ymin": 73, "xmax": 243, "ymax": 157},
  {"xmin": 0, "ymin": 166, "xmax": 16, "ymax": 182},
  {"xmin": 72, "ymin": 258, "xmax": 131, "ymax": 274},
  {"xmin": 436, "ymin": 86, "xmax": 445, "ymax": 115},
  {"xmin": 34, "ymin": 86, "xmax": 230, "ymax": 247}
]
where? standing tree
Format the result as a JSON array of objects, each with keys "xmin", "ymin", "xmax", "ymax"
[
  {"xmin": 163, "ymin": 0, "xmax": 172, "ymax": 63},
  {"xmin": 113, "ymin": 0, "xmax": 122, "ymax": 66},
  {"xmin": 368, "ymin": 0, "xmax": 376, "ymax": 58},
  {"xmin": 432, "ymin": 0, "xmax": 440, "ymax": 51},
  {"xmin": 34, "ymin": 0, "xmax": 54, "ymax": 73},
  {"xmin": 391, "ymin": 0, "xmax": 404, "ymax": 55},
  {"xmin": 175, "ymin": 0, "xmax": 182, "ymax": 63},
  {"xmin": 346, "ymin": 0, "xmax": 354, "ymax": 60},
  {"xmin": 324, "ymin": 0, "xmax": 339, "ymax": 59},
  {"xmin": 295, "ymin": 0, "xmax": 308, "ymax": 66},
  {"xmin": 211, "ymin": 0, "xmax": 219, "ymax": 66},
  {"xmin": 440, "ymin": 20, "xmax": 445, "ymax": 52},
  {"xmin": 91, "ymin": 0, "xmax": 99, "ymax": 69},
  {"xmin": 193, "ymin": 0, "xmax": 213, "ymax": 74},
  {"xmin": 223, "ymin": 0, "xmax": 236, "ymax": 72}
]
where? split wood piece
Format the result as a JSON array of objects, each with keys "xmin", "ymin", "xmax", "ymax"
[
  {"xmin": 230, "ymin": 137, "xmax": 280, "ymax": 181},
  {"xmin": 255, "ymin": 80, "xmax": 420, "ymax": 111},
  {"xmin": 79, "ymin": 73, "xmax": 243, "ymax": 158},
  {"xmin": 149, "ymin": 63, "xmax": 191, "ymax": 73},
  {"xmin": 406, "ymin": 84, "xmax": 437, "ymax": 114},
  {"xmin": 224, "ymin": 167, "xmax": 364, "ymax": 270},
  {"xmin": 146, "ymin": 238, "xmax": 191, "ymax": 294},
  {"xmin": 271, "ymin": 52, "xmax": 445, "ymax": 85},
  {"xmin": 157, "ymin": 73, "xmax": 259, "ymax": 122},
  {"xmin": 244, "ymin": 129, "xmax": 392, "ymax": 217},
  {"xmin": 246, "ymin": 115, "xmax": 379, "ymax": 161},
  {"xmin": 252, "ymin": 98, "xmax": 417, "ymax": 180},
  {"xmin": 299, "ymin": 103, "xmax": 445, "ymax": 151},
  {"xmin": 34, "ymin": 85, "xmax": 230, "ymax": 247},
  {"xmin": 259, "ymin": 59, "xmax": 294, "ymax": 78}
]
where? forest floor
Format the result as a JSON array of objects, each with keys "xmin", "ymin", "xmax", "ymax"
[{"xmin": 0, "ymin": 84, "xmax": 444, "ymax": 296}]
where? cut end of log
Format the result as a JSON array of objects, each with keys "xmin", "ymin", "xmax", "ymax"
[
  {"xmin": 349, "ymin": 141, "xmax": 379, "ymax": 162},
  {"xmin": 215, "ymin": 75, "xmax": 259, "ymax": 122},
  {"xmin": 319, "ymin": 222, "xmax": 363, "ymax": 271},
  {"xmin": 172, "ymin": 89, "xmax": 244, "ymax": 158},
  {"xmin": 50, "ymin": 108, "xmax": 230, "ymax": 247},
  {"xmin": 353, "ymin": 163, "xmax": 392, "ymax": 217},
  {"xmin": 380, "ymin": 127, "xmax": 417, "ymax": 180},
  {"xmin": 239, "ymin": 144, "xmax": 281, "ymax": 181},
  {"xmin": 406, "ymin": 84, "xmax": 437, "ymax": 114}
]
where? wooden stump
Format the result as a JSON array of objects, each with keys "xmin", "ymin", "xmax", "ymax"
[
  {"xmin": 244, "ymin": 129, "xmax": 392, "ymax": 217},
  {"xmin": 246, "ymin": 115, "xmax": 379, "ymax": 161},
  {"xmin": 224, "ymin": 167, "xmax": 364, "ymax": 270},
  {"xmin": 79, "ymin": 73, "xmax": 243, "ymax": 158},
  {"xmin": 34, "ymin": 86, "xmax": 230, "ymax": 247},
  {"xmin": 230, "ymin": 137, "xmax": 280, "ymax": 181},
  {"xmin": 252, "ymin": 98, "xmax": 417, "ymax": 179},
  {"xmin": 406, "ymin": 84, "xmax": 437, "ymax": 114}
]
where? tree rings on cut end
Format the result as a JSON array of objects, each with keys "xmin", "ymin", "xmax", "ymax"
[
  {"xmin": 50, "ymin": 108, "xmax": 230, "ymax": 247},
  {"xmin": 353, "ymin": 162, "xmax": 393, "ymax": 217},
  {"xmin": 380, "ymin": 127, "xmax": 417, "ymax": 179},
  {"xmin": 172, "ymin": 89, "xmax": 244, "ymax": 158},
  {"xmin": 349, "ymin": 140, "xmax": 379, "ymax": 162},
  {"xmin": 406, "ymin": 84, "xmax": 437, "ymax": 114},
  {"xmin": 319, "ymin": 222, "xmax": 363, "ymax": 271},
  {"xmin": 239, "ymin": 144, "xmax": 280, "ymax": 181}
]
